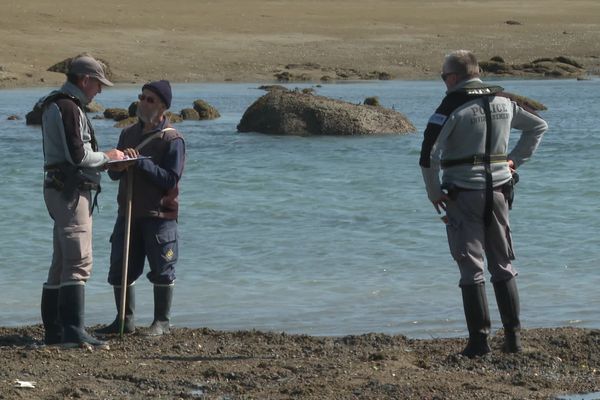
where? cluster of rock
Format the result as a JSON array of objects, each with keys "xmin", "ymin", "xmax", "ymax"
[
  {"xmin": 274, "ymin": 63, "xmax": 392, "ymax": 82},
  {"xmin": 480, "ymin": 56, "xmax": 586, "ymax": 78},
  {"xmin": 24, "ymin": 98, "xmax": 220, "ymax": 127},
  {"xmin": 237, "ymin": 88, "xmax": 415, "ymax": 136}
]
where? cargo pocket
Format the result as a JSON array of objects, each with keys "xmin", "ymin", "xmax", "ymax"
[
  {"xmin": 156, "ymin": 229, "xmax": 178, "ymax": 263},
  {"xmin": 446, "ymin": 218, "xmax": 467, "ymax": 261}
]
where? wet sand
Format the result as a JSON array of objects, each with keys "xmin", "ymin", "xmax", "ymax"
[
  {"xmin": 1, "ymin": 326, "xmax": 599, "ymax": 399},
  {"xmin": 1, "ymin": 0, "xmax": 599, "ymax": 88}
]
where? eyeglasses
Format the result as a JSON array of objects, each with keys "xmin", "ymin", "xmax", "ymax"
[
  {"xmin": 440, "ymin": 72, "xmax": 456, "ymax": 81},
  {"xmin": 138, "ymin": 94, "xmax": 157, "ymax": 104}
]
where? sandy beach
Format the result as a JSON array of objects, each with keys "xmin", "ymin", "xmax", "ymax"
[{"xmin": 1, "ymin": 0, "xmax": 599, "ymax": 89}]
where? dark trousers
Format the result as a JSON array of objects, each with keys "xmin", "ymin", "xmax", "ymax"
[{"xmin": 108, "ymin": 216, "xmax": 178, "ymax": 286}]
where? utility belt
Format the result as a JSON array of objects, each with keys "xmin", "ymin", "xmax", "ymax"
[
  {"xmin": 441, "ymin": 154, "xmax": 507, "ymax": 169},
  {"xmin": 443, "ymin": 172, "xmax": 519, "ymax": 210},
  {"xmin": 44, "ymin": 163, "xmax": 101, "ymax": 211}
]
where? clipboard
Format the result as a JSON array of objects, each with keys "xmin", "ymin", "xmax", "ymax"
[{"xmin": 107, "ymin": 156, "xmax": 152, "ymax": 165}]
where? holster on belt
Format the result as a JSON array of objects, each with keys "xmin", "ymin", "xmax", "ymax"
[
  {"xmin": 502, "ymin": 172, "xmax": 519, "ymax": 210},
  {"xmin": 44, "ymin": 163, "xmax": 100, "ymax": 202},
  {"xmin": 442, "ymin": 172, "xmax": 519, "ymax": 210}
]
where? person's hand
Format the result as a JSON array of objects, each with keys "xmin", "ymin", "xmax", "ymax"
[
  {"xmin": 106, "ymin": 148, "xmax": 140, "ymax": 172},
  {"xmin": 123, "ymin": 148, "xmax": 139, "ymax": 159},
  {"xmin": 105, "ymin": 149, "xmax": 125, "ymax": 161},
  {"xmin": 431, "ymin": 193, "xmax": 449, "ymax": 215},
  {"xmin": 432, "ymin": 193, "xmax": 450, "ymax": 224},
  {"xmin": 508, "ymin": 159, "xmax": 516, "ymax": 175}
]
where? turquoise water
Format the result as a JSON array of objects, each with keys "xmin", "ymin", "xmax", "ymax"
[{"xmin": 0, "ymin": 79, "xmax": 598, "ymax": 338}]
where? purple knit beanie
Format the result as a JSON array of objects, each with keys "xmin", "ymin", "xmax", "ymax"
[{"xmin": 142, "ymin": 80, "xmax": 172, "ymax": 109}]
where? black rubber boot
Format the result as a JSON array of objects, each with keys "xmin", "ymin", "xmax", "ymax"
[
  {"xmin": 493, "ymin": 277, "xmax": 522, "ymax": 353},
  {"xmin": 95, "ymin": 285, "xmax": 136, "ymax": 335},
  {"xmin": 145, "ymin": 284, "xmax": 173, "ymax": 336},
  {"xmin": 59, "ymin": 284, "xmax": 108, "ymax": 349},
  {"xmin": 460, "ymin": 283, "xmax": 492, "ymax": 358},
  {"xmin": 41, "ymin": 285, "xmax": 61, "ymax": 345}
]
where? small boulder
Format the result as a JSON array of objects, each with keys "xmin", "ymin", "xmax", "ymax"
[
  {"xmin": 114, "ymin": 116, "xmax": 138, "ymax": 128},
  {"xmin": 504, "ymin": 92, "xmax": 547, "ymax": 111},
  {"xmin": 7, "ymin": 115, "xmax": 20, "ymax": 120},
  {"xmin": 363, "ymin": 97, "xmax": 381, "ymax": 107},
  {"xmin": 128, "ymin": 101, "xmax": 138, "ymax": 117},
  {"xmin": 85, "ymin": 101, "xmax": 104, "ymax": 113},
  {"xmin": 25, "ymin": 99, "xmax": 105, "ymax": 126},
  {"xmin": 192, "ymin": 100, "xmax": 220, "ymax": 120},
  {"xmin": 104, "ymin": 108, "xmax": 129, "ymax": 121},
  {"xmin": 258, "ymin": 85, "xmax": 288, "ymax": 92},
  {"xmin": 166, "ymin": 111, "xmax": 183, "ymax": 123},
  {"xmin": 26, "ymin": 109, "xmax": 42, "ymax": 125},
  {"xmin": 180, "ymin": 108, "xmax": 200, "ymax": 120},
  {"xmin": 47, "ymin": 54, "xmax": 113, "ymax": 80}
]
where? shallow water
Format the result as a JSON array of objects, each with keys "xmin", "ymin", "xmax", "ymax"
[
  {"xmin": 556, "ymin": 392, "xmax": 600, "ymax": 400},
  {"xmin": 0, "ymin": 79, "xmax": 598, "ymax": 338}
]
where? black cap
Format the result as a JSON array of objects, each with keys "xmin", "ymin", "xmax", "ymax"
[{"xmin": 142, "ymin": 80, "xmax": 172, "ymax": 109}]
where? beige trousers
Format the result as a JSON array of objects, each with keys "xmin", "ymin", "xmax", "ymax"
[{"xmin": 44, "ymin": 188, "xmax": 93, "ymax": 286}]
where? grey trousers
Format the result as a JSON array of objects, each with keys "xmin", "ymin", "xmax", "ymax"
[
  {"xmin": 44, "ymin": 188, "xmax": 93, "ymax": 286},
  {"xmin": 445, "ymin": 189, "xmax": 517, "ymax": 286}
]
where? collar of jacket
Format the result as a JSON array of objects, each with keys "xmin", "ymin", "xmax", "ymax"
[
  {"xmin": 60, "ymin": 82, "xmax": 89, "ymax": 105},
  {"xmin": 447, "ymin": 78, "xmax": 504, "ymax": 96}
]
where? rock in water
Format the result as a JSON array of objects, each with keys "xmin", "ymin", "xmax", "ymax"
[
  {"xmin": 193, "ymin": 100, "xmax": 220, "ymax": 120},
  {"xmin": 237, "ymin": 90, "xmax": 415, "ymax": 136}
]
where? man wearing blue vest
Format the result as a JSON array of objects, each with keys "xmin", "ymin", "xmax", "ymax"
[{"xmin": 97, "ymin": 80, "xmax": 185, "ymax": 336}]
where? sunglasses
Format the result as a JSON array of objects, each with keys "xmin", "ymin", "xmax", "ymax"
[{"xmin": 138, "ymin": 94, "xmax": 157, "ymax": 104}]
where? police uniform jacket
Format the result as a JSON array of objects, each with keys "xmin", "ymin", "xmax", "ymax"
[{"xmin": 419, "ymin": 78, "xmax": 548, "ymax": 202}]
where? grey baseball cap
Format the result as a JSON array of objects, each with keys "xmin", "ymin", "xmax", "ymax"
[{"xmin": 68, "ymin": 56, "xmax": 113, "ymax": 86}]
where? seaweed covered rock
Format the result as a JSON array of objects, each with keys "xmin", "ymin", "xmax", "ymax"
[
  {"xmin": 47, "ymin": 54, "xmax": 113, "ymax": 80},
  {"xmin": 192, "ymin": 100, "xmax": 220, "ymax": 120},
  {"xmin": 128, "ymin": 101, "xmax": 139, "ymax": 117},
  {"xmin": 104, "ymin": 108, "xmax": 129, "ymax": 121},
  {"xmin": 237, "ymin": 90, "xmax": 415, "ymax": 136},
  {"xmin": 480, "ymin": 56, "xmax": 585, "ymax": 78},
  {"xmin": 26, "ymin": 100, "xmax": 105, "ymax": 126},
  {"xmin": 180, "ymin": 108, "xmax": 200, "ymax": 120}
]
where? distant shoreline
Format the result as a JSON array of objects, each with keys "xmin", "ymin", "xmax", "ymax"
[
  {"xmin": 0, "ymin": 73, "xmax": 594, "ymax": 93},
  {"xmin": 1, "ymin": 0, "xmax": 598, "ymax": 90}
]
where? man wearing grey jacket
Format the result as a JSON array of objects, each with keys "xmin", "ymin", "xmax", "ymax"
[
  {"xmin": 39, "ymin": 55, "xmax": 124, "ymax": 348},
  {"xmin": 419, "ymin": 50, "xmax": 548, "ymax": 357}
]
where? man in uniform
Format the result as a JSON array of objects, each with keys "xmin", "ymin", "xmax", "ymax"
[
  {"xmin": 419, "ymin": 50, "xmax": 548, "ymax": 357},
  {"xmin": 96, "ymin": 80, "xmax": 185, "ymax": 336},
  {"xmin": 40, "ymin": 55, "xmax": 124, "ymax": 347}
]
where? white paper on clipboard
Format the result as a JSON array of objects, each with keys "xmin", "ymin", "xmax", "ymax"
[{"xmin": 107, "ymin": 156, "xmax": 152, "ymax": 165}]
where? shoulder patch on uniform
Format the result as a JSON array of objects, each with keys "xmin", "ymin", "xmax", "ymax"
[{"xmin": 428, "ymin": 113, "xmax": 447, "ymax": 126}]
